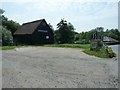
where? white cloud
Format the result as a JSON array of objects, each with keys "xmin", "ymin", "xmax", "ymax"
[{"xmin": 2, "ymin": 1, "xmax": 118, "ymax": 32}]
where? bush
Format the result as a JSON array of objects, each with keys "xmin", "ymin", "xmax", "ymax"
[
  {"xmin": 0, "ymin": 26, "xmax": 13, "ymax": 45},
  {"xmin": 105, "ymin": 47, "xmax": 116, "ymax": 58},
  {"xmin": 83, "ymin": 46, "xmax": 116, "ymax": 58}
]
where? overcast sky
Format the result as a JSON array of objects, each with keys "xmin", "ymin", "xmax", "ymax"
[{"xmin": 1, "ymin": 0, "xmax": 118, "ymax": 32}]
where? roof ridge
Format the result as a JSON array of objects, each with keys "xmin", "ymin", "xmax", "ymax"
[{"xmin": 23, "ymin": 19, "xmax": 45, "ymax": 25}]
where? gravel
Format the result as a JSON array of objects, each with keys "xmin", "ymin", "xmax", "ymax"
[{"xmin": 2, "ymin": 47, "xmax": 118, "ymax": 88}]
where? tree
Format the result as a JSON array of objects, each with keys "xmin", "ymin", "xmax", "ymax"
[
  {"xmin": 0, "ymin": 9, "xmax": 4, "ymax": 14},
  {"xmin": 54, "ymin": 30, "xmax": 61, "ymax": 43},
  {"xmin": 96, "ymin": 27, "xmax": 104, "ymax": 40},
  {"xmin": 96, "ymin": 27, "xmax": 104, "ymax": 32},
  {"xmin": 48, "ymin": 23, "xmax": 54, "ymax": 31},
  {"xmin": 1, "ymin": 9, "xmax": 20, "ymax": 35},
  {"xmin": 2, "ymin": 19, "xmax": 20, "ymax": 35},
  {"xmin": 74, "ymin": 32, "xmax": 80, "ymax": 41},
  {"xmin": 0, "ymin": 26, "xmax": 13, "ymax": 45},
  {"xmin": 0, "ymin": 9, "xmax": 5, "ymax": 26},
  {"xmin": 87, "ymin": 27, "xmax": 104, "ymax": 40},
  {"xmin": 79, "ymin": 32, "xmax": 87, "ymax": 40},
  {"xmin": 105, "ymin": 29, "xmax": 120, "ymax": 41},
  {"xmin": 55, "ymin": 19, "xmax": 75, "ymax": 44}
]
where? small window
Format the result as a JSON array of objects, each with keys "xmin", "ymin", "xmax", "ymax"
[{"xmin": 46, "ymin": 36, "xmax": 49, "ymax": 39}]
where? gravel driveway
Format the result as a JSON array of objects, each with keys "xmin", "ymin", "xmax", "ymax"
[{"xmin": 2, "ymin": 47, "xmax": 118, "ymax": 88}]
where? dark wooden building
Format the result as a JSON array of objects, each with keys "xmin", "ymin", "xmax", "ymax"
[{"xmin": 14, "ymin": 19, "xmax": 54, "ymax": 44}]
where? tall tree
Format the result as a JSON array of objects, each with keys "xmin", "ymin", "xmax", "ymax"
[
  {"xmin": 55, "ymin": 19, "xmax": 75, "ymax": 44},
  {"xmin": 88, "ymin": 27, "xmax": 104, "ymax": 40},
  {"xmin": 0, "ymin": 9, "xmax": 5, "ymax": 25},
  {"xmin": 2, "ymin": 19, "xmax": 20, "ymax": 35},
  {"xmin": 1, "ymin": 10, "xmax": 20, "ymax": 35}
]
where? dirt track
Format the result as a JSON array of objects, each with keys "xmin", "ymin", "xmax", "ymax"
[{"xmin": 2, "ymin": 47, "xmax": 118, "ymax": 88}]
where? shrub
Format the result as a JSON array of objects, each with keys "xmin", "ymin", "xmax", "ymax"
[
  {"xmin": 0, "ymin": 26, "xmax": 13, "ymax": 45},
  {"xmin": 105, "ymin": 47, "xmax": 116, "ymax": 58}
]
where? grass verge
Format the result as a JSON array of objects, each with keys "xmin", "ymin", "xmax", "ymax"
[
  {"xmin": 0, "ymin": 46, "xmax": 17, "ymax": 50},
  {"xmin": 83, "ymin": 48, "xmax": 109, "ymax": 58},
  {"xmin": 44, "ymin": 44, "xmax": 90, "ymax": 49}
]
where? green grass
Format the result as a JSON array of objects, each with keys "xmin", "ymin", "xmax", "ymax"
[
  {"xmin": 0, "ymin": 45, "xmax": 26, "ymax": 50},
  {"xmin": 44, "ymin": 44, "xmax": 90, "ymax": 49},
  {"xmin": 1, "ymin": 46, "xmax": 17, "ymax": 50},
  {"xmin": 83, "ymin": 48, "xmax": 109, "ymax": 58}
]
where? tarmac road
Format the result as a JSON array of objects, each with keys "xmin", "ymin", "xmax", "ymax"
[{"xmin": 2, "ymin": 47, "xmax": 118, "ymax": 88}]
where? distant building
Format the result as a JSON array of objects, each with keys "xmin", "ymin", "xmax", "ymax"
[
  {"xmin": 14, "ymin": 19, "xmax": 54, "ymax": 44},
  {"xmin": 103, "ymin": 36, "xmax": 120, "ymax": 44}
]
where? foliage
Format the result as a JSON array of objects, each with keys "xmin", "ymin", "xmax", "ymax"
[
  {"xmin": 1, "ymin": 9, "xmax": 20, "ymax": 35},
  {"xmin": 2, "ymin": 17, "xmax": 20, "ymax": 35},
  {"xmin": 83, "ymin": 46, "xmax": 116, "ymax": 58},
  {"xmin": 88, "ymin": 27, "xmax": 104, "ymax": 40},
  {"xmin": 0, "ymin": 9, "xmax": 5, "ymax": 14},
  {"xmin": 74, "ymin": 33, "xmax": 80, "ymax": 41},
  {"xmin": 83, "ymin": 48, "xmax": 109, "ymax": 58},
  {"xmin": 0, "ymin": 9, "xmax": 4, "ymax": 26},
  {"xmin": 48, "ymin": 23, "xmax": 54, "ymax": 31},
  {"xmin": 76, "ymin": 27, "xmax": 119, "ymax": 44},
  {"xmin": 104, "ymin": 47, "xmax": 116, "ymax": 58},
  {"xmin": 0, "ymin": 26, "xmax": 13, "ymax": 45},
  {"xmin": 55, "ymin": 19, "xmax": 75, "ymax": 44},
  {"xmin": 75, "ymin": 27, "xmax": 104, "ymax": 44},
  {"xmin": 104, "ymin": 29, "xmax": 120, "ymax": 41}
]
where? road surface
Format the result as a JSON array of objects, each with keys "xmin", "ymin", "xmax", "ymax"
[
  {"xmin": 109, "ymin": 44, "xmax": 120, "ymax": 56},
  {"xmin": 2, "ymin": 47, "xmax": 118, "ymax": 88}
]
